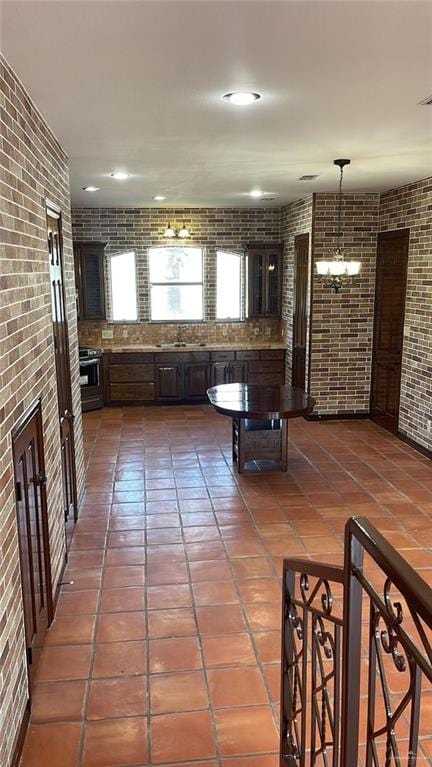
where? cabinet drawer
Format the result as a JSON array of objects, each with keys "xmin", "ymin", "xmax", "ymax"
[
  {"xmin": 156, "ymin": 351, "xmax": 210, "ymax": 363},
  {"xmin": 107, "ymin": 353, "xmax": 154, "ymax": 364},
  {"xmin": 110, "ymin": 382, "xmax": 155, "ymax": 401},
  {"xmin": 260, "ymin": 349, "xmax": 285, "ymax": 360},
  {"xmin": 211, "ymin": 351, "xmax": 235, "ymax": 361},
  {"xmin": 248, "ymin": 360, "xmax": 284, "ymax": 373},
  {"xmin": 235, "ymin": 350, "xmax": 260, "ymax": 361},
  {"xmin": 248, "ymin": 372, "xmax": 285, "ymax": 385},
  {"xmin": 109, "ymin": 364, "xmax": 154, "ymax": 383}
]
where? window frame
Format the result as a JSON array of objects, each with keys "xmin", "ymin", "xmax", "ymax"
[
  {"xmin": 108, "ymin": 249, "xmax": 139, "ymax": 323},
  {"xmin": 148, "ymin": 245, "xmax": 205, "ymax": 323},
  {"xmin": 216, "ymin": 249, "xmax": 244, "ymax": 322}
]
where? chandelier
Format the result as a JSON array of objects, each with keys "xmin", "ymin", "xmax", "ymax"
[{"xmin": 316, "ymin": 158, "xmax": 361, "ymax": 293}]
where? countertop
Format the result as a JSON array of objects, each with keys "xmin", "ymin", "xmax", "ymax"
[{"xmin": 102, "ymin": 342, "xmax": 286, "ymax": 353}]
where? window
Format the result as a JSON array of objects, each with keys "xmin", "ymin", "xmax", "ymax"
[
  {"xmin": 149, "ymin": 246, "xmax": 203, "ymax": 321},
  {"xmin": 109, "ymin": 251, "xmax": 138, "ymax": 321},
  {"xmin": 216, "ymin": 250, "xmax": 242, "ymax": 320}
]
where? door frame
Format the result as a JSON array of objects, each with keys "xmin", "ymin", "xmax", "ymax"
[
  {"xmin": 370, "ymin": 228, "xmax": 410, "ymax": 434},
  {"xmin": 46, "ymin": 199, "xmax": 79, "ymax": 522},
  {"xmin": 292, "ymin": 233, "xmax": 310, "ymax": 391}
]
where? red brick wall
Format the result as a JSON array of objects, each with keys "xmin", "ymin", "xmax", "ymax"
[
  {"xmin": 0, "ymin": 55, "xmax": 84, "ymax": 765},
  {"xmin": 379, "ymin": 178, "xmax": 432, "ymax": 451},
  {"xmin": 280, "ymin": 195, "xmax": 314, "ymax": 385},
  {"xmin": 309, "ymin": 193, "xmax": 380, "ymax": 414}
]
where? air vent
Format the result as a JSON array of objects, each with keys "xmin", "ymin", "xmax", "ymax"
[
  {"xmin": 299, "ymin": 174, "xmax": 320, "ymax": 181},
  {"xmin": 261, "ymin": 196, "xmax": 276, "ymax": 201},
  {"xmin": 420, "ymin": 94, "xmax": 432, "ymax": 105}
]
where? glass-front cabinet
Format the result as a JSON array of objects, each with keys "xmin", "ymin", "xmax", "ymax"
[{"xmin": 245, "ymin": 243, "xmax": 283, "ymax": 318}]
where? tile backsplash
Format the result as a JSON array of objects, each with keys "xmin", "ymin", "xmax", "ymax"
[{"xmin": 78, "ymin": 318, "xmax": 281, "ymax": 349}]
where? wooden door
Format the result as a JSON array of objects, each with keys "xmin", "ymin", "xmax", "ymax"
[
  {"xmin": 156, "ymin": 364, "xmax": 183, "ymax": 401},
  {"xmin": 370, "ymin": 229, "xmax": 409, "ymax": 433},
  {"xmin": 184, "ymin": 363, "xmax": 209, "ymax": 400},
  {"xmin": 292, "ymin": 234, "xmax": 309, "ymax": 390},
  {"xmin": 12, "ymin": 400, "xmax": 53, "ymax": 682},
  {"xmin": 47, "ymin": 202, "xmax": 78, "ymax": 522}
]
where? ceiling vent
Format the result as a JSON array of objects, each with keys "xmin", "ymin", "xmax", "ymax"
[
  {"xmin": 299, "ymin": 174, "xmax": 320, "ymax": 181},
  {"xmin": 419, "ymin": 94, "xmax": 432, "ymax": 105},
  {"xmin": 261, "ymin": 195, "xmax": 276, "ymax": 201}
]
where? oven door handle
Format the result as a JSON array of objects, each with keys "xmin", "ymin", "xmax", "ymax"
[{"xmin": 79, "ymin": 358, "xmax": 100, "ymax": 367}]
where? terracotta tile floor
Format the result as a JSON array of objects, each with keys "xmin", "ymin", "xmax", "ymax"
[{"xmin": 21, "ymin": 405, "xmax": 432, "ymax": 766}]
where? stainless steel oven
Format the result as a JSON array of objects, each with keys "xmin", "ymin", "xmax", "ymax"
[{"xmin": 79, "ymin": 348, "xmax": 103, "ymax": 411}]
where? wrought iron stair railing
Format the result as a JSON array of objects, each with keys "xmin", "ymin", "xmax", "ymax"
[{"xmin": 280, "ymin": 517, "xmax": 432, "ymax": 767}]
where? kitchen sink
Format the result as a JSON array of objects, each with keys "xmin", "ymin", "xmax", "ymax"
[{"xmin": 155, "ymin": 342, "xmax": 206, "ymax": 348}]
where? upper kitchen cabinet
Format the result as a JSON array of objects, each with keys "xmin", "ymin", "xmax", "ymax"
[
  {"xmin": 245, "ymin": 243, "xmax": 283, "ymax": 318},
  {"xmin": 74, "ymin": 241, "xmax": 106, "ymax": 320}
]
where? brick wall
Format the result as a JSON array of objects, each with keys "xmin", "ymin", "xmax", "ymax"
[
  {"xmin": 280, "ymin": 195, "xmax": 313, "ymax": 384},
  {"xmin": 379, "ymin": 178, "xmax": 432, "ymax": 451},
  {"xmin": 309, "ymin": 193, "xmax": 380, "ymax": 414},
  {"xmin": 71, "ymin": 207, "xmax": 281, "ymax": 347},
  {"xmin": 0, "ymin": 55, "xmax": 84, "ymax": 765}
]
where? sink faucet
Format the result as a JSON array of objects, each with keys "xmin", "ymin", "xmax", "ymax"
[{"xmin": 177, "ymin": 326, "xmax": 186, "ymax": 343}]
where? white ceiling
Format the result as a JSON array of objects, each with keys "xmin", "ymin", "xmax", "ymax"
[{"xmin": 1, "ymin": 0, "xmax": 432, "ymax": 207}]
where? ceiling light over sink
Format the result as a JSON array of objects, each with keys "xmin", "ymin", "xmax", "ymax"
[
  {"xmin": 110, "ymin": 171, "xmax": 129, "ymax": 180},
  {"xmin": 153, "ymin": 195, "xmax": 166, "ymax": 201},
  {"xmin": 249, "ymin": 189, "xmax": 263, "ymax": 198},
  {"xmin": 83, "ymin": 186, "xmax": 100, "ymax": 192},
  {"xmin": 223, "ymin": 92, "xmax": 261, "ymax": 106}
]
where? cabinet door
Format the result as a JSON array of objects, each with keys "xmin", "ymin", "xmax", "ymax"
[
  {"xmin": 266, "ymin": 250, "xmax": 281, "ymax": 315},
  {"xmin": 245, "ymin": 244, "xmax": 283, "ymax": 318},
  {"xmin": 247, "ymin": 253, "xmax": 265, "ymax": 317},
  {"xmin": 230, "ymin": 361, "xmax": 248, "ymax": 383},
  {"xmin": 74, "ymin": 242, "xmax": 106, "ymax": 320},
  {"xmin": 211, "ymin": 362, "xmax": 230, "ymax": 386},
  {"xmin": 156, "ymin": 364, "xmax": 183, "ymax": 401},
  {"xmin": 185, "ymin": 363, "xmax": 209, "ymax": 400}
]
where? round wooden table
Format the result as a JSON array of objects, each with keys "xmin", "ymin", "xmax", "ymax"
[{"xmin": 207, "ymin": 383, "xmax": 316, "ymax": 472}]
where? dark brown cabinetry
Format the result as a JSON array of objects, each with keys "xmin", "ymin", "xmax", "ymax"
[
  {"xmin": 104, "ymin": 353, "xmax": 155, "ymax": 403},
  {"xmin": 156, "ymin": 363, "xmax": 183, "ymax": 401},
  {"xmin": 104, "ymin": 347, "xmax": 285, "ymax": 405},
  {"xmin": 210, "ymin": 351, "xmax": 248, "ymax": 386},
  {"xmin": 74, "ymin": 241, "xmax": 106, "ymax": 320},
  {"xmin": 184, "ymin": 363, "xmax": 210, "ymax": 400},
  {"xmin": 245, "ymin": 243, "xmax": 283, "ymax": 318}
]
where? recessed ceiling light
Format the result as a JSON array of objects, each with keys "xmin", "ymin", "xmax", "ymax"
[
  {"xmin": 249, "ymin": 189, "xmax": 264, "ymax": 198},
  {"xmin": 83, "ymin": 186, "xmax": 100, "ymax": 192},
  {"xmin": 153, "ymin": 195, "xmax": 166, "ymax": 201},
  {"xmin": 110, "ymin": 172, "xmax": 129, "ymax": 180},
  {"xmin": 223, "ymin": 92, "xmax": 261, "ymax": 106}
]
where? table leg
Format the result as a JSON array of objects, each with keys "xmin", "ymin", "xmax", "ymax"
[
  {"xmin": 238, "ymin": 419, "xmax": 245, "ymax": 473},
  {"xmin": 281, "ymin": 419, "xmax": 288, "ymax": 471},
  {"xmin": 232, "ymin": 418, "xmax": 237, "ymax": 463}
]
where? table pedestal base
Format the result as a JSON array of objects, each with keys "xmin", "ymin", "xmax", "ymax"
[{"xmin": 232, "ymin": 417, "xmax": 288, "ymax": 473}]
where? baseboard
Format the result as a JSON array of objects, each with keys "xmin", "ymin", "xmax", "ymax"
[
  {"xmin": 397, "ymin": 430, "xmax": 432, "ymax": 460},
  {"xmin": 11, "ymin": 700, "xmax": 31, "ymax": 767},
  {"xmin": 305, "ymin": 412, "xmax": 370, "ymax": 422},
  {"xmin": 53, "ymin": 555, "xmax": 67, "ymax": 615}
]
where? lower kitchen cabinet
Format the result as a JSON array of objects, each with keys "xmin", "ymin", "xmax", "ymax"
[
  {"xmin": 184, "ymin": 363, "xmax": 210, "ymax": 400},
  {"xmin": 156, "ymin": 364, "xmax": 183, "ymax": 401},
  {"xmin": 104, "ymin": 348, "xmax": 285, "ymax": 405}
]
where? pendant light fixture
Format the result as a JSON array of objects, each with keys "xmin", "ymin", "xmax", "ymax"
[{"xmin": 316, "ymin": 158, "xmax": 361, "ymax": 293}]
